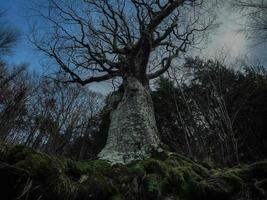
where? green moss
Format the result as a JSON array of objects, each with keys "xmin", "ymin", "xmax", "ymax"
[
  {"xmin": 52, "ymin": 174, "xmax": 79, "ymax": 200},
  {"xmin": 248, "ymin": 160, "xmax": 267, "ymax": 178},
  {"xmin": 217, "ymin": 170, "xmax": 243, "ymax": 191},
  {"xmin": 78, "ymin": 174, "xmax": 116, "ymax": 200},
  {"xmin": 144, "ymin": 174, "xmax": 162, "ymax": 199},
  {"xmin": 6, "ymin": 145, "xmax": 55, "ymax": 179},
  {"xmin": 110, "ymin": 194, "xmax": 126, "ymax": 200},
  {"xmin": 109, "ymin": 163, "xmax": 132, "ymax": 183},
  {"xmin": 67, "ymin": 159, "xmax": 111, "ymax": 175},
  {"xmin": 167, "ymin": 168, "xmax": 185, "ymax": 186},
  {"xmin": 195, "ymin": 179, "xmax": 229, "ymax": 199},
  {"xmin": 191, "ymin": 167, "xmax": 246, "ymax": 200},
  {"xmin": 8, "ymin": 145, "xmax": 37, "ymax": 163},
  {"xmin": 151, "ymin": 148, "xmax": 170, "ymax": 160},
  {"xmin": 128, "ymin": 163, "xmax": 146, "ymax": 180},
  {"xmin": 191, "ymin": 164, "xmax": 210, "ymax": 178},
  {"xmin": 139, "ymin": 159, "xmax": 167, "ymax": 175},
  {"xmin": 162, "ymin": 167, "xmax": 185, "ymax": 196},
  {"xmin": 1, "ymin": 144, "xmax": 267, "ymax": 200}
]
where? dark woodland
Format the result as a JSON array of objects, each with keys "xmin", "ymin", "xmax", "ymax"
[{"xmin": 1, "ymin": 0, "xmax": 267, "ymax": 200}]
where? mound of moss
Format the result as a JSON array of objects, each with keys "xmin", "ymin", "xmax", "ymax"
[{"xmin": 0, "ymin": 144, "xmax": 267, "ymax": 200}]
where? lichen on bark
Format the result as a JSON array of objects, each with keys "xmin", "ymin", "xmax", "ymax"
[{"xmin": 98, "ymin": 77, "xmax": 161, "ymax": 164}]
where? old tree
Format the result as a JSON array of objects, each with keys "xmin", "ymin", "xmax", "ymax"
[{"xmin": 33, "ymin": 0, "xmax": 215, "ymax": 164}]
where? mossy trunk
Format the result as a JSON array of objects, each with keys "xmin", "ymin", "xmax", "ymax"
[{"xmin": 98, "ymin": 77, "xmax": 161, "ymax": 164}]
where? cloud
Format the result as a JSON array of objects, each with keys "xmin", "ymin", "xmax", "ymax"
[
  {"xmin": 202, "ymin": 7, "xmax": 247, "ymax": 60},
  {"xmin": 201, "ymin": 3, "xmax": 267, "ymax": 66}
]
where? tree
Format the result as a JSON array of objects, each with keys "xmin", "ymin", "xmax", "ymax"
[
  {"xmin": 0, "ymin": 64, "xmax": 29, "ymax": 141},
  {"xmin": 0, "ymin": 11, "xmax": 18, "ymax": 56},
  {"xmin": 32, "ymin": 0, "xmax": 216, "ymax": 164},
  {"xmin": 233, "ymin": 0, "xmax": 267, "ymax": 43},
  {"xmin": 0, "ymin": 12, "xmax": 26, "ymax": 141},
  {"xmin": 26, "ymin": 79, "xmax": 104, "ymax": 156},
  {"xmin": 151, "ymin": 58, "xmax": 267, "ymax": 166}
]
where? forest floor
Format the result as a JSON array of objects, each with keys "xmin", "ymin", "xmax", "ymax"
[{"xmin": 0, "ymin": 143, "xmax": 267, "ymax": 200}]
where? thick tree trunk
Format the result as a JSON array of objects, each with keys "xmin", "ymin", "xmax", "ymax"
[{"xmin": 98, "ymin": 76, "xmax": 161, "ymax": 164}]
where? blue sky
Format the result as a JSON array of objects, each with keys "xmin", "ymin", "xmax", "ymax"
[
  {"xmin": 0, "ymin": 0, "xmax": 266, "ymax": 76},
  {"xmin": 0, "ymin": 0, "xmax": 42, "ymax": 72}
]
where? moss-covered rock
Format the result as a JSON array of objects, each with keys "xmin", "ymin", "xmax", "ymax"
[{"xmin": 0, "ymin": 144, "xmax": 267, "ymax": 200}]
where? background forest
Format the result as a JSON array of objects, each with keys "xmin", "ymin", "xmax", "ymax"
[
  {"xmin": 1, "ymin": 56, "xmax": 267, "ymax": 167},
  {"xmin": 1, "ymin": 0, "xmax": 267, "ymax": 167}
]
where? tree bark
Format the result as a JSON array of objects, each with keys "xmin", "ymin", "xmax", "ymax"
[{"xmin": 98, "ymin": 76, "xmax": 161, "ymax": 164}]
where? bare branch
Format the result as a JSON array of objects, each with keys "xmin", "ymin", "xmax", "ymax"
[{"xmin": 31, "ymin": 0, "xmax": 216, "ymax": 85}]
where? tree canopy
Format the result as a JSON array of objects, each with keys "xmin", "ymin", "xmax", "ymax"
[{"xmin": 32, "ymin": 0, "xmax": 216, "ymax": 85}]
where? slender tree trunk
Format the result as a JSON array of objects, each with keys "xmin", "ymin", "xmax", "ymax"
[{"xmin": 98, "ymin": 76, "xmax": 161, "ymax": 164}]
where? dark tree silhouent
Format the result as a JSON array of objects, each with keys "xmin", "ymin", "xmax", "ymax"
[
  {"xmin": 32, "ymin": 0, "xmax": 216, "ymax": 164},
  {"xmin": 0, "ymin": 11, "xmax": 18, "ymax": 55}
]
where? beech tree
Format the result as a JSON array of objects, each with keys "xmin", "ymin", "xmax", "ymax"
[{"xmin": 33, "ymin": 0, "xmax": 216, "ymax": 164}]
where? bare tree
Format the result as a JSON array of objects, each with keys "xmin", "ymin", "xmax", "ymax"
[
  {"xmin": 233, "ymin": 0, "xmax": 267, "ymax": 44},
  {"xmin": 0, "ymin": 64, "xmax": 29, "ymax": 141},
  {"xmin": 32, "ymin": 0, "xmax": 216, "ymax": 164},
  {"xmin": 0, "ymin": 11, "xmax": 19, "ymax": 56},
  {"xmin": 26, "ymin": 79, "xmax": 103, "ymax": 155}
]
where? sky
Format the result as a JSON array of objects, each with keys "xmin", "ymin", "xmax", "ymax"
[
  {"xmin": 201, "ymin": 5, "xmax": 267, "ymax": 65},
  {"xmin": 0, "ymin": 0, "xmax": 41, "ymax": 71},
  {"xmin": 0, "ymin": 0, "xmax": 113, "ymax": 93},
  {"xmin": 0, "ymin": 0, "xmax": 266, "ymax": 92}
]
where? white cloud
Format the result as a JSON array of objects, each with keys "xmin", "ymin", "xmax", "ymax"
[{"xmin": 202, "ymin": 8, "xmax": 247, "ymax": 60}]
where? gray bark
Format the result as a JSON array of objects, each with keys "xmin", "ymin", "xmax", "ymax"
[{"xmin": 98, "ymin": 77, "xmax": 161, "ymax": 164}]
